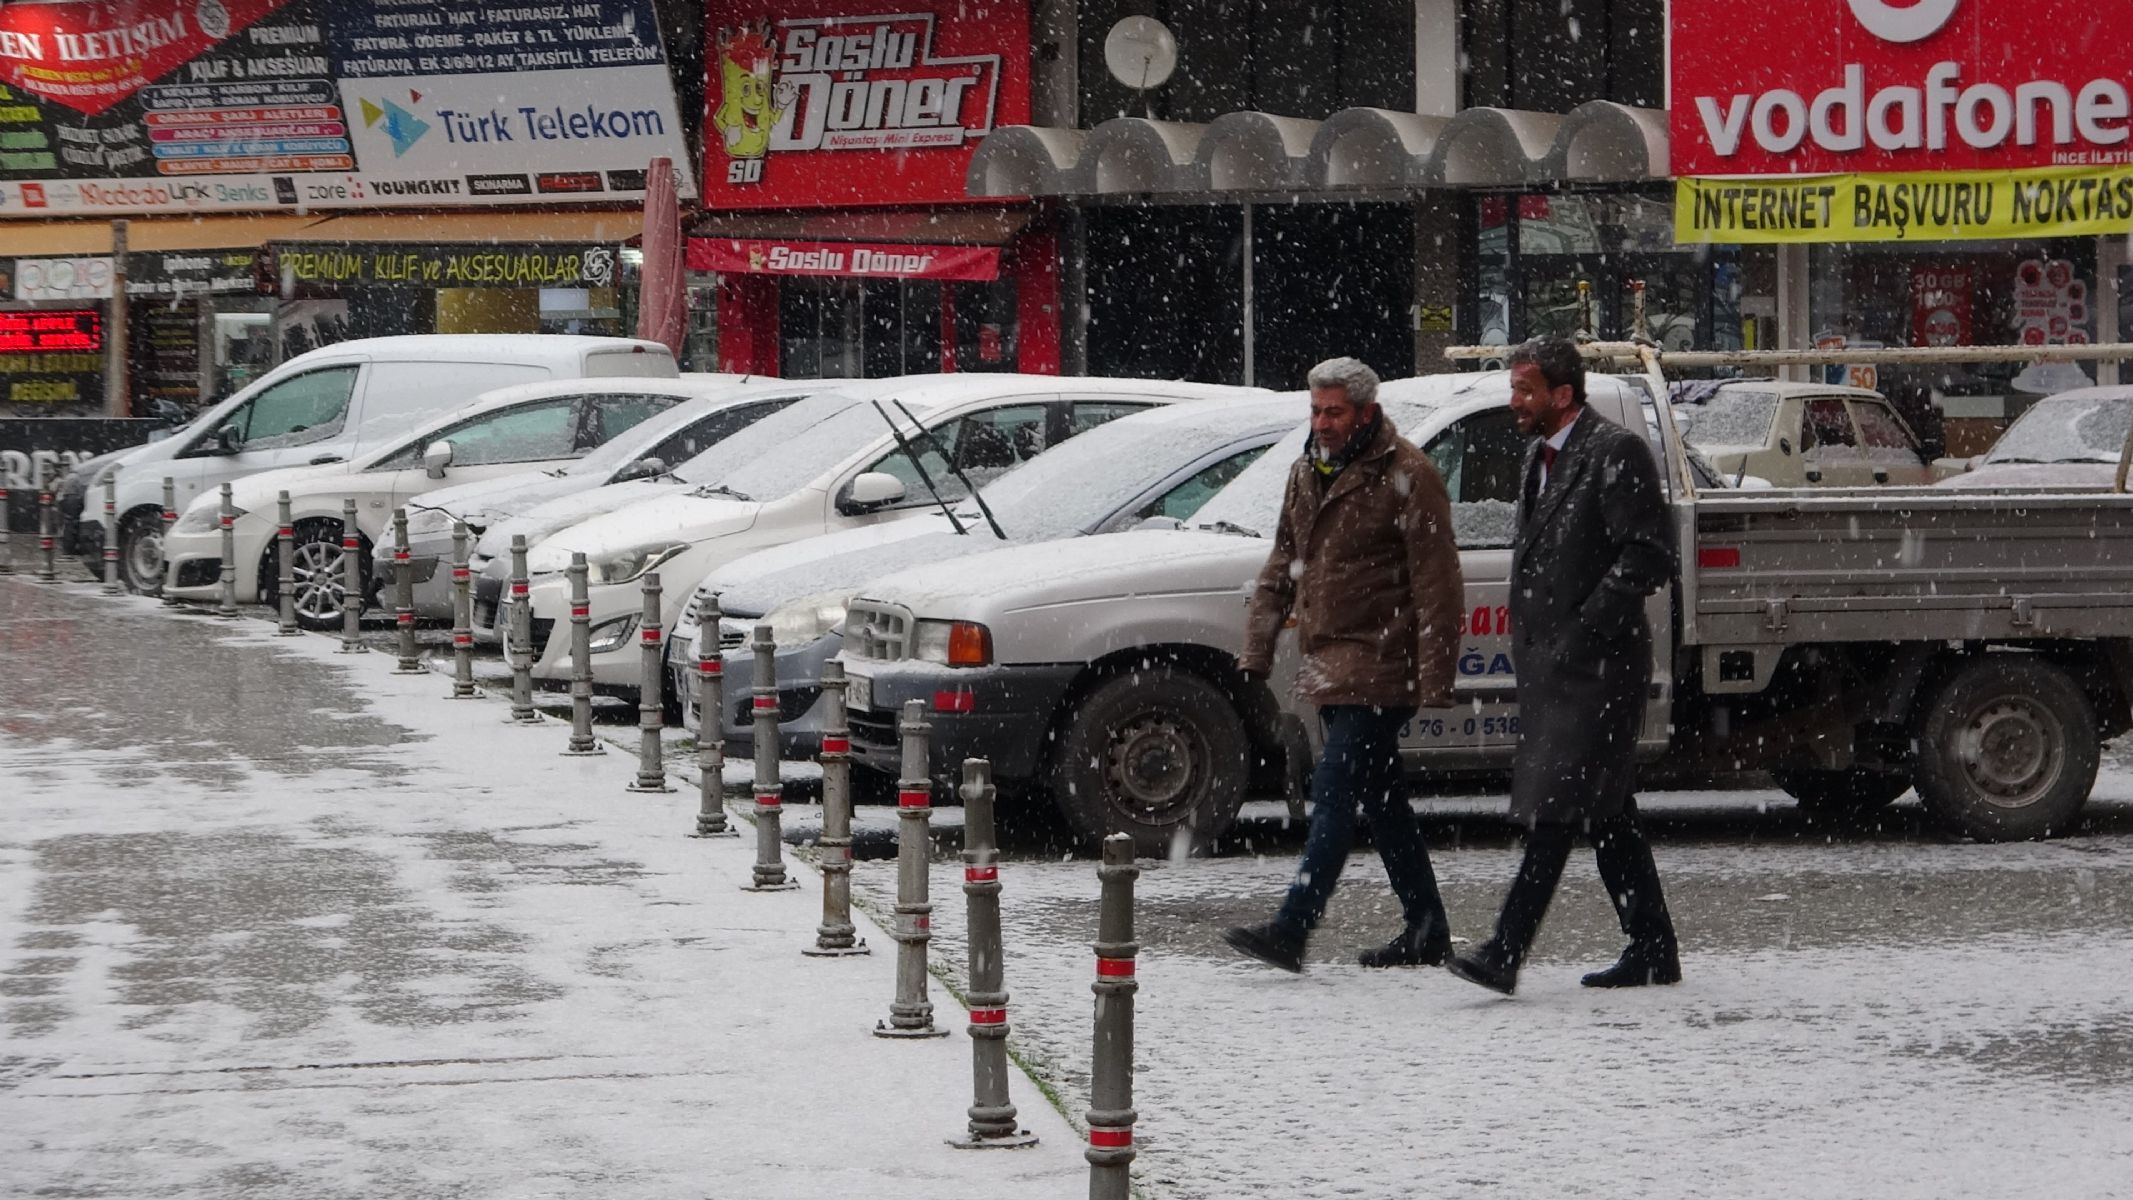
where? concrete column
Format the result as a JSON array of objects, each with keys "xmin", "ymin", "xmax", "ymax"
[
  {"xmin": 2098, "ymin": 235, "xmax": 2126, "ymax": 387},
  {"xmin": 1413, "ymin": 194, "xmax": 1464, "ymax": 373},
  {"xmin": 1775, "ymin": 242, "xmax": 1812, "ymax": 383}
]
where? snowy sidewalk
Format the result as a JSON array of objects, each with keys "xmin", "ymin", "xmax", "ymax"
[{"xmin": 0, "ymin": 578, "xmax": 1083, "ymax": 1199}]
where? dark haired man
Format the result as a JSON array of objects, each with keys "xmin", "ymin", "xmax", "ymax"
[{"xmin": 1446, "ymin": 337, "xmax": 1683, "ymax": 995}]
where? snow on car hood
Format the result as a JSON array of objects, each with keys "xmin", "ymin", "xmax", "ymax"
[
  {"xmin": 1935, "ymin": 462, "xmax": 2122, "ymax": 490},
  {"xmin": 524, "ymin": 491, "xmax": 761, "ymax": 572},
  {"xmin": 410, "ymin": 469, "xmax": 622, "ymax": 531},
  {"xmin": 852, "ymin": 528, "xmax": 1267, "ymax": 627},
  {"xmin": 225, "ymin": 460, "xmax": 360, "ymax": 509},
  {"xmin": 716, "ymin": 524, "xmax": 999, "ymax": 617},
  {"xmin": 473, "ymin": 478, "xmax": 677, "ymax": 560}
]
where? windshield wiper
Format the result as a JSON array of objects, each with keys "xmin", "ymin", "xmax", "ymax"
[
  {"xmin": 693, "ymin": 483, "xmax": 753, "ymax": 501},
  {"xmin": 870, "ymin": 400, "xmax": 967, "ymax": 535},
  {"xmin": 893, "ymin": 398, "xmax": 1006, "ymax": 540},
  {"xmin": 1200, "ymin": 519, "xmax": 1263, "ymax": 538}
]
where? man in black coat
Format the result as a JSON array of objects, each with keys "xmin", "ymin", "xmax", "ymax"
[{"xmin": 1446, "ymin": 337, "xmax": 1683, "ymax": 995}]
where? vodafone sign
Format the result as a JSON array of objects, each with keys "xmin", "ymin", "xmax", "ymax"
[{"xmin": 1670, "ymin": 0, "xmax": 2133, "ymax": 175}]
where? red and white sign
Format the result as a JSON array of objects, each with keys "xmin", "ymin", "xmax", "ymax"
[
  {"xmin": 1670, "ymin": 0, "xmax": 2133, "ymax": 175},
  {"xmin": 2011, "ymin": 257, "xmax": 2090, "ymax": 346},
  {"xmin": 0, "ymin": 0, "xmax": 294, "ymax": 116},
  {"xmin": 702, "ymin": 2, "xmax": 1029, "ymax": 209},
  {"xmin": 687, "ymin": 238, "xmax": 1001, "ymax": 281},
  {"xmin": 1908, "ymin": 265, "xmax": 1972, "ymax": 346}
]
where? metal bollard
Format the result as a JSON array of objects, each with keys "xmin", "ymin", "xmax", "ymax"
[
  {"xmin": 627, "ymin": 572, "xmax": 674, "ymax": 792},
  {"xmin": 950, "ymin": 758, "xmax": 1036, "ymax": 1148},
  {"xmin": 36, "ymin": 488, "xmax": 57, "ymax": 583},
  {"xmin": 805, "ymin": 659, "xmax": 867, "ymax": 955},
  {"xmin": 743, "ymin": 623, "xmax": 797, "ymax": 890},
  {"xmin": 390, "ymin": 509, "xmax": 421, "ymax": 673},
  {"xmin": 214, "ymin": 483, "xmax": 239, "ymax": 619},
  {"xmin": 449, "ymin": 521, "xmax": 476, "ymax": 697},
  {"xmin": 100, "ymin": 475, "xmax": 119, "ymax": 594},
  {"xmin": 876, "ymin": 699, "xmax": 947, "ymax": 1039},
  {"xmin": 159, "ymin": 477, "xmax": 180, "ymax": 604},
  {"xmin": 507, "ymin": 535, "xmax": 539, "ymax": 723},
  {"xmin": 0, "ymin": 485, "xmax": 11, "ymax": 575},
  {"xmin": 274, "ymin": 492, "xmax": 298, "ymax": 636},
  {"xmin": 691, "ymin": 595, "xmax": 737, "ymax": 837},
  {"xmin": 1086, "ymin": 834, "xmax": 1141, "ymax": 1198},
  {"xmin": 562, "ymin": 553, "xmax": 605, "ymax": 755},
  {"xmin": 337, "ymin": 499, "xmax": 365, "ymax": 653}
]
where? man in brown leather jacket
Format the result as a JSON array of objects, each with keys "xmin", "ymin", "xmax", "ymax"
[{"xmin": 1222, "ymin": 357, "xmax": 1465, "ymax": 973}]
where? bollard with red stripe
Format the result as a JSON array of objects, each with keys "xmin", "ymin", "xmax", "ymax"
[
  {"xmin": 562, "ymin": 552, "xmax": 605, "ymax": 756},
  {"xmin": 1087, "ymin": 833, "xmax": 1140, "ymax": 1198},
  {"xmin": 274, "ymin": 492, "xmax": 298, "ymax": 635},
  {"xmin": 950, "ymin": 758, "xmax": 1036, "ymax": 1147},
  {"xmin": 159, "ymin": 477, "xmax": 181, "ymax": 604},
  {"xmin": 0, "ymin": 485, "xmax": 12, "ymax": 575},
  {"xmin": 627, "ymin": 571, "xmax": 674, "ymax": 792},
  {"xmin": 877, "ymin": 699, "xmax": 948, "ymax": 1038},
  {"xmin": 805, "ymin": 659, "xmax": 867, "ymax": 953},
  {"xmin": 100, "ymin": 474, "xmax": 120, "ymax": 594},
  {"xmin": 337, "ymin": 499, "xmax": 366, "ymax": 653},
  {"xmin": 449, "ymin": 521, "xmax": 477, "ymax": 697},
  {"xmin": 506, "ymin": 535, "xmax": 539, "ymax": 723},
  {"xmin": 214, "ymin": 483, "xmax": 240, "ymax": 618},
  {"xmin": 743, "ymin": 622, "xmax": 798, "ymax": 889},
  {"xmin": 691, "ymin": 593, "xmax": 737, "ymax": 836},
  {"xmin": 35, "ymin": 488, "xmax": 58, "ymax": 583},
  {"xmin": 390, "ymin": 508, "xmax": 422, "ymax": 673}
]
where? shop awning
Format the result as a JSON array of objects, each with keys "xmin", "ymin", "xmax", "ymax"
[
  {"xmin": 965, "ymin": 100, "xmax": 1671, "ymax": 196},
  {"xmin": 285, "ymin": 210, "xmax": 646, "ymax": 244},
  {"xmin": 0, "ymin": 214, "xmax": 326, "ymax": 256}
]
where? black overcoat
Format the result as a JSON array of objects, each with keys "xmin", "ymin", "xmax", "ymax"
[{"xmin": 1508, "ymin": 408, "xmax": 1677, "ymax": 825}]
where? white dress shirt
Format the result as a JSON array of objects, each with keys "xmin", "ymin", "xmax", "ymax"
[{"xmin": 1539, "ymin": 409, "xmax": 1582, "ymax": 489}]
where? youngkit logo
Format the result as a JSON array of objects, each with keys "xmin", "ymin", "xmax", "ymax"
[
  {"xmin": 360, "ymin": 94, "xmax": 431, "ymax": 157},
  {"xmin": 1845, "ymin": 0, "xmax": 1960, "ymax": 43}
]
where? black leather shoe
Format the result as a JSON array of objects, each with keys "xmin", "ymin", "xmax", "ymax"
[
  {"xmin": 1580, "ymin": 946, "xmax": 1682, "ymax": 988},
  {"xmin": 1445, "ymin": 943, "xmax": 1520, "ymax": 995},
  {"xmin": 1222, "ymin": 920, "xmax": 1306, "ymax": 973},
  {"xmin": 1357, "ymin": 924, "xmax": 1453, "ymax": 968}
]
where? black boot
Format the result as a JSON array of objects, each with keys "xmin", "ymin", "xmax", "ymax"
[
  {"xmin": 1445, "ymin": 940, "xmax": 1521, "ymax": 995},
  {"xmin": 1357, "ymin": 922, "xmax": 1452, "ymax": 968},
  {"xmin": 1222, "ymin": 919, "xmax": 1306, "ymax": 973},
  {"xmin": 1580, "ymin": 944, "xmax": 1682, "ymax": 988}
]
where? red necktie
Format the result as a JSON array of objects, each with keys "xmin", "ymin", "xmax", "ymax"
[{"xmin": 1541, "ymin": 444, "xmax": 1559, "ymax": 473}]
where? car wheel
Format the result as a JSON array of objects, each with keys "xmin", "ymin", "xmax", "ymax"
[
  {"xmin": 1772, "ymin": 767, "xmax": 1912, "ymax": 814},
  {"xmin": 1050, "ymin": 667, "xmax": 1249, "ymax": 857},
  {"xmin": 288, "ymin": 520, "xmax": 368, "ymax": 633},
  {"xmin": 1913, "ymin": 656, "xmax": 2098, "ymax": 842},
  {"xmin": 118, "ymin": 509, "xmax": 168, "ymax": 594}
]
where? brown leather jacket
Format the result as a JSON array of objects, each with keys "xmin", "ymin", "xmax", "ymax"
[{"xmin": 1241, "ymin": 417, "xmax": 1464, "ymax": 708}]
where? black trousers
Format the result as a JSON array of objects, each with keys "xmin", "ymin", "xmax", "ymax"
[{"xmin": 1490, "ymin": 797, "xmax": 1677, "ymax": 965}]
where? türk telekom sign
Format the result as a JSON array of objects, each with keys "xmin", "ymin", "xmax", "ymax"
[
  {"xmin": 703, "ymin": 2, "xmax": 1029, "ymax": 209},
  {"xmin": 1670, "ymin": 0, "xmax": 2133, "ymax": 175}
]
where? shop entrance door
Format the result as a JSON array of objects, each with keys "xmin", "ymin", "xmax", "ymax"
[{"xmin": 1517, "ymin": 254, "xmax": 1711, "ymax": 347}]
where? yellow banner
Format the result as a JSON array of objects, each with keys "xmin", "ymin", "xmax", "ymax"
[{"xmin": 1675, "ymin": 167, "xmax": 2133, "ymax": 244}]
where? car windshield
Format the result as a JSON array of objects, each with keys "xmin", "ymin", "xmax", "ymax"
[
  {"xmin": 1190, "ymin": 396, "xmax": 1451, "ymax": 536},
  {"xmin": 1985, "ymin": 391, "xmax": 2133, "ymax": 464},
  {"xmin": 567, "ymin": 401, "xmax": 705, "ymax": 476},
  {"xmin": 1674, "ymin": 388, "xmax": 1780, "ymax": 452},
  {"xmin": 670, "ymin": 392, "xmax": 890, "ymax": 501},
  {"xmin": 974, "ymin": 401, "xmax": 1301, "ymax": 539}
]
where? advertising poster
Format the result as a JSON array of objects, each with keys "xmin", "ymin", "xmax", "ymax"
[
  {"xmin": 702, "ymin": 2, "xmax": 1029, "ymax": 208},
  {"xmin": 1908, "ymin": 265, "xmax": 1972, "ymax": 347},
  {"xmin": 0, "ymin": 0, "xmax": 692, "ymax": 216}
]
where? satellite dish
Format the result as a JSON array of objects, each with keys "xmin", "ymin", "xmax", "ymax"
[{"xmin": 1104, "ymin": 16, "xmax": 1178, "ymax": 91}]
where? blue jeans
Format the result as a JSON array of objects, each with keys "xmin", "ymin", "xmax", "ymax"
[{"xmin": 1277, "ymin": 704, "xmax": 1449, "ymax": 936}]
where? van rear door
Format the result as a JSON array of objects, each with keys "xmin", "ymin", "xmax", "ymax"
[{"xmin": 580, "ymin": 346, "xmax": 679, "ymax": 379}]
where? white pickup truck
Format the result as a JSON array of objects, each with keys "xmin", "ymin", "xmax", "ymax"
[{"xmin": 837, "ymin": 355, "xmax": 2133, "ymax": 853}]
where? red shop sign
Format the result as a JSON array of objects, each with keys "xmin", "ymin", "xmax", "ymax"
[
  {"xmin": 687, "ymin": 238, "xmax": 1001, "ymax": 281},
  {"xmin": 0, "ymin": 0, "xmax": 295, "ymax": 116},
  {"xmin": 703, "ymin": 2, "xmax": 1030, "ymax": 209},
  {"xmin": 1670, "ymin": 0, "xmax": 2133, "ymax": 175},
  {"xmin": 0, "ymin": 310, "xmax": 103, "ymax": 353}
]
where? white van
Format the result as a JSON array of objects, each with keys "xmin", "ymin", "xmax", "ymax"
[{"xmin": 98, "ymin": 334, "xmax": 676, "ymax": 591}]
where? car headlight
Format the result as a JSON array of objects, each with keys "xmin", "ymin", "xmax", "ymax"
[
  {"xmin": 175, "ymin": 503, "xmax": 244, "ymax": 534},
  {"xmin": 405, "ymin": 506, "xmax": 455, "ymax": 538},
  {"xmin": 587, "ymin": 614, "xmax": 638, "ymax": 653},
  {"xmin": 589, "ymin": 542, "xmax": 689, "ymax": 585},
  {"xmin": 764, "ymin": 594, "xmax": 848, "ymax": 650},
  {"xmin": 913, "ymin": 619, "xmax": 992, "ymax": 667}
]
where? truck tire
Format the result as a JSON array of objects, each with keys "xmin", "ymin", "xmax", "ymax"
[
  {"xmin": 1050, "ymin": 667, "xmax": 1249, "ymax": 857},
  {"xmin": 1913, "ymin": 656, "xmax": 2098, "ymax": 842},
  {"xmin": 1773, "ymin": 768, "xmax": 1912, "ymax": 814}
]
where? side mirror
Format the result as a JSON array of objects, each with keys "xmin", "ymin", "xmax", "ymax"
[
  {"xmin": 1777, "ymin": 436, "xmax": 1793, "ymax": 456},
  {"xmin": 423, "ymin": 440, "xmax": 454, "ymax": 479},
  {"xmin": 214, "ymin": 424, "xmax": 243, "ymax": 455},
  {"xmin": 614, "ymin": 456, "xmax": 666, "ymax": 483},
  {"xmin": 839, "ymin": 471, "xmax": 907, "ymax": 513}
]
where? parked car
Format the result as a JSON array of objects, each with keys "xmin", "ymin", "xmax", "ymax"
[
  {"xmin": 836, "ymin": 369, "xmax": 2133, "ymax": 853},
  {"xmin": 511, "ymin": 374, "xmax": 1267, "ymax": 696},
  {"xmin": 161, "ymin": 375, "xmax": 703, "ymax": 628},
  {"xmin": 1936, "ymin": 385, "xmax": 2133, "ymax": 490},
  {"xmin": 387, "ymin": 377, "xmax": 801, "ymax": 619},
  {"xmin": 1673, "ymin": 380, "xmax": 1936, "ymax": 487},
  {"xmin": 666, "ymin": 392, "xmax": 1306, "ymax": 754},
  {"xmin": 93, "ymin": 335, "xmax": 678, "ymax": 593}
]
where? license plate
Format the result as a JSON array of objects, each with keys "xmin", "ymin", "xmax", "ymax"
[{"xmin": 846, "ymin": 669, "xmax": 873, "ymax": 712}]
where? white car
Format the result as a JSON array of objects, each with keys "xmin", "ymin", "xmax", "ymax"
[
  {"xmin": 161, "ymin": 376, "xmax": 712, "ymax": 628},
  {"xmin": 515, "ymin": 374, "xmax": 1267, "ymax": 695},
  {"xmin": 389, "ymin": 378, "xmax": 805, "ymax": 618},
  {"xmin": 1936, "ymin": 385, "xmax": 2133, "ymax": 490},
  {"xmin": 99, "ymin": 334, "xmax": 677, "ymax": 593}
]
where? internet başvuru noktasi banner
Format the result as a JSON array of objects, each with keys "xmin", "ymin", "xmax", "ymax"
[{"xmin": 0, "ymin": 0, "xmax": 694, "ymax": 216}]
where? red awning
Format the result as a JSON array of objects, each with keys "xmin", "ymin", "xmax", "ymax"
[{"xmin": 686, "ymin": 237, "xmax": 1000, "ymax": 282}]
